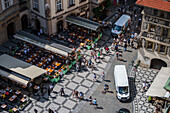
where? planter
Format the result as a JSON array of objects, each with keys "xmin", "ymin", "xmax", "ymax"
[{"xmin": 19, "ymin": 99, "xmax": 31, "ymax": 111}]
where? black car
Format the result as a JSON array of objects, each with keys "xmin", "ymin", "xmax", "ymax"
[{"xmin": 117, "ymin": 108, "xmax": 130, "ymax": 113}]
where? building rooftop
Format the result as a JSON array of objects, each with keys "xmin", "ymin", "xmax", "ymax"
[{"xmin": 136, "ymin": 0, "xmax": 170, "ymax": 12}]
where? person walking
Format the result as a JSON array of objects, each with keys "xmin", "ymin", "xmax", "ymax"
[
  {"xmin": 48, "ymin": 88, "xmax": 51, "ymax": 96},
  {"xmin": 79, "ymin": 92, "xmax": 84, "ymax": 101},
  {"xmin": 119, "ymin": 52, "xmax": 122, "ymax": 61},
  {"xmin": 89, "ymin": 96, "xmax": 92, "ymax": 105},
  {"xmin": 124, "ymin": 43, "xmax": 127, "ymax": 51},
  {"xmin": 49, "ymin": 108, "xmax": 54, "ymax": 113},
  {"xmin": 101, "ymin": 72, "xmax": 105, "ymax": 80},
  {"xmin": 60, "ymin": 88, "xmax": 65, "ymax": 96},
  {"xmin": 116, "ymin": 52, "xmax": 119, "ymax": 60},
  {"xmin": 34, "ymin": 109, "xmax": 38, "ymax": 113},
  {"xmin": 93, "ymin": 73, "xmax": 97, "ymax": 81},
  {"xmin": 91, "ymin": 62, "xmax": 94, "ymax": 71},
  {"xmin": 103, "ymin": 84, "xmax": 109, "ymax": 94},
  {"xmin": 97, "ymin": 51, "xmax": 100, "ymax": 59},
  {"xmin": 72, "ymin": 90, "xmax": 75, "ymax": 98},
  {"xmin": 75, "ymin": 91, "xmax": 79, "ymax": 100},
  {"xmin": 93, "ymin": 98, "xmax": 98, "ymax": 110}
]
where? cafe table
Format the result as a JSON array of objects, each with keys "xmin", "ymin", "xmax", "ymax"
[
  {"xmin": 34, "ymin": 86, "xmax": 40, "ymax": 90},
  {"xmin": 1, "ymin": 104, "xmax": 7, "ymax": 109},
  {"xmin": 15, "ymin": 90, "xmax": 21, "ymax": 95},
  {"xmin": 32, "ymin": 53, "xmax": 38, "ymax": 58},
  {"xmin": 38, "ymin": 62, "xmax": 44, "ymax": 67},
  {"xmin": 43, "ymin": 77, "xmax": 49, "ymax": 81},
  {"xmin": 9, "ymin": 95, "xmax": 17, "ymax": 102},
  {"xmin": 27, "ymin": 58, "xmax": 33, "ymax": 63},
  {"xmin": 20, "ymin": 98, "xmax": 26, "ymax": 102},
  {"xmin": 12, "ymin": 107, "xmax": 18, "ymax": 112},
  {"xmin": 46, "ymin": 68, "xmax": 53, "ymax": 73}
]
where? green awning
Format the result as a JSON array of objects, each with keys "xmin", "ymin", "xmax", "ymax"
[
  {"xmin": 65, "ymin": 16, "xmax": 101, "ymax": 31},
  {"xmin": 164, "ymin": 77, "xmax": 170, "ymax": 92}
]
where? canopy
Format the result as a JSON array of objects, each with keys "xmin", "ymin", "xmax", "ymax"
[
  {"xmin": 146, "ymin": 67, "xmax": 170, "ymax": 98},
  {"xmin": 0, "ymin": 70, "xmax": 29, "ymax": 87},
  {"xmin": 65, "ymin": 15, "xmax": 101, "ymax": 31},
  {"xmin": 0, "ymin": 54, "xmax": 46, "ymax": 85},
  {"xmin": 14, "ymin": 33, "xmax": 69, "ymax": 57}
]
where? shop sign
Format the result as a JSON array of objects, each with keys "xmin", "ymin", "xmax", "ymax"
[{"xmin": 145, "ymin": 15, "xmax": 170, "ymax": 27}]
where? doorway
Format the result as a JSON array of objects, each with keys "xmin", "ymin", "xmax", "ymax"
[{"xmin": 7, "ymin": 22, "xmax": 15, "ymax": 39}]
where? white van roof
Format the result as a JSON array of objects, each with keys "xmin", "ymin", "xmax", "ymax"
[
  {"xmin": 115, "ymin": 14, "xmax": 130, "ymax": 27},
  {"xmin": 114, "ymin": 65, "xmax": 129, "ymax": 86}
]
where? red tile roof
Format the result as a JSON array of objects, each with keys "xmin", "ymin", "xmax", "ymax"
[{"xmin": 136, "ymin": 0, "xmax": 170, "ymax": 12}]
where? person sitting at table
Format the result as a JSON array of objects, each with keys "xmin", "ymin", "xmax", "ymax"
[
  {"xmin": 48, "ymin": 58, "xmax": 51, "ymax": 62},
  {"xmin": 43, "ymin": 64, "xmax": 46, "ymax": 68}
]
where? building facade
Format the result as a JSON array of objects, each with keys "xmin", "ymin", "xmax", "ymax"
[
  {"xmin": 30, "ymin": 0, "xmax": 106, "ymax": 35},
  {"xmin": 136, "ymin": 0, "xmax": 170, "ymax": 56},
  {"xmin": 0, "ymin": 0, "xmax": 29, "ymax": 44},
  {"xmin": 0, "ymin": 0, "xmax": 106, "ymax": 44}
]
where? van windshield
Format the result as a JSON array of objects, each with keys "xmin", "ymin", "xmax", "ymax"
[
  {"xmin": 114, "ymin": 25, "xmax": 121, "ymax": 31},
  {"xmin": 119, "ymin": 87, "xmax": 128, "ymax": 94}
]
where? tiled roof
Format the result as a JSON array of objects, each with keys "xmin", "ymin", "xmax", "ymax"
[{"xmin": 136, "ymin": 0, "xmax": 170, "ymax": 12}]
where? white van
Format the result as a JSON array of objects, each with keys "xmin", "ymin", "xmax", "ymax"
[
  {"xmin": 111, "ymin": 14, "xmax": 131, "ymax": 37},
  {"xmin": 114, "ymin": 65, "xmax": 130, "ymax": 101}
]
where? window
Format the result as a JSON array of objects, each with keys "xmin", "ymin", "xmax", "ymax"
[
  {"xmin": 4, "ymin": 0, "xmax": 10, "ymax": 9},
  {"xmin": 149, "ymin": 24, "xmax": 156, "ymax": 33},
  {"xmin": 69, "ymin": 0, "xmax": 74, "ymax": 7},
  {"xmin": 153, "ymin": 9, "xmax": 158, "ymax": 16},
  {"xmin": 159, "ymin": 11, "xmax": 165, "ymax": 18},
  {"xmin": 56, "ymin": 0, "xmax": 62, "ymax": 12},
  {"xmin": 33, "ymin": 0, "xmax": 39, "ymax": 10}
]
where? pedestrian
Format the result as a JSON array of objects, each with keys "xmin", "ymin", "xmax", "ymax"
[
  {"xmin": 105, "ymin": 46, "xmax": 109, "ymax": 55},
  {"xmin": 91, "ymin": 62, "xmax": 94, "ymax": 71},
  {"xmin": 100, "ymin": 48, "xmax": 103, "ymax": 55},
  {"xmin": 72, "ymin": 90, "xmax": 75, "ymax": 98},
  {"xmin": 116, "ymin": 52, "xmax": 119, "ymax": 60},
  {"xmin": 115, "ymin": 43, "xmax": 118, "ymax": 51},
  {"xmin": 103, "ymin": 84, "xmax": 109, "ymax": 93},
  {"xmin": 119, "ymin": 52, "xmax": 122, "ymax": 60},
  {"xmin": 54, "ymin": 110, "xmax": 58, "ymax": 113},
  {"xmin": 111, "ymin": 43, "xmax": 115, "ymax": 51},
  {"xmin": 89, "ymin": 96, "xmax": 92, "ymax": 105},
  {"xmin": 94, "ymin": 54, "xmax": 97, "ymax": 62},
  {"xmin": 34, "ymin": 109, "xmax": 38, "ymax": 113},
  {"xmin": 79, "ymin": 92, "xmax": 84, "ymax": 101},
  {"xmin": 124, "ymin": 43, "xmax": 127, "ymax": 51},
  {"xmin": 97, "ymin": 51, "xmax": 100, "ymax": 59},
  {"xmin": 88, "ymin": 59, "xmax": 92, "ymax": 67},
  {"xmin": 93, "ymin": 73, "xmax": 97, "ymax": 81},
  {"xmin": 75, "ymin": 91, "xmax": 79, "ymax": 100},
  {"xmin": 60, "ymin": 87, "xmax": 65, "ymax": 96},
  {"xmin": 83, "ymin": 57, "xmax": 86, "ymax": 66},
  {"xmin": 48, "ymin": 88, "xmax": 51, "ymax": 96},
  {"xmin": 49, "ymin": 108, "xmax": 54, "ymax": 113},
  {"xmin": 101, "ymin": 72, "xmax": 105, "ymax": 80},
  {"xmin": 76, "ymin": 63, "xmax": 79, "ymax": 72},
  {"xmin": 93, "ymin": 98, "xmax": 98, "ymax": 109}
]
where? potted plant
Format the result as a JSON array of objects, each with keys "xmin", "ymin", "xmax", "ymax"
[{"xmin": 9, "ymin": 109, "xmax": 14, "ymax": 113}]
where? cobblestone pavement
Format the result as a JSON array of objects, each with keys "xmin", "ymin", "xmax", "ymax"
[
  {"xmin": 130, "ymin": 67, "xmax": 159, "ymax": 113},
  {"xmin": 17, "ymin": 38, "xmax": 115, "ymax": 113}
]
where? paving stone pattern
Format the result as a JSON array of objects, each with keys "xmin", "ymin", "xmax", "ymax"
[
  {"xmin": 130, "ymin": 67, "xmax": 159, "ymax": 113},
  {"xmin": 20, "ymin": 44, "xmax": 115, "ymax": 113}
]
